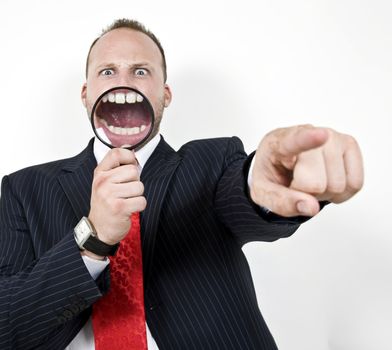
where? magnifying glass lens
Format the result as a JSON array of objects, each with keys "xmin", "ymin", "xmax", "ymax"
[{"xmin": 91, "ymin": 87, "xmax": 154, "ymax": 150}]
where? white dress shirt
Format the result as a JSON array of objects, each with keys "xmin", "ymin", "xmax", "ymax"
[{"xmin": 66, "ymin": 134, "xmax": 161, "ymax": 350}]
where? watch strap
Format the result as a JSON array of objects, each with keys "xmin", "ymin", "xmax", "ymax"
[{"xmin": 83, "ymin": 235, "xmax": 119, "ymax": 257}]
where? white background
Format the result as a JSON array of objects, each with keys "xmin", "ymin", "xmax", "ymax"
[{"xmin": 0, "ymin": 0, "xmax": 391, "ymax": 349}]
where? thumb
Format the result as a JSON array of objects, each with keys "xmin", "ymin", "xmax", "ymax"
[{"xmin": 250, "ymin": 180, "xmax": 321, "ymax": 217}]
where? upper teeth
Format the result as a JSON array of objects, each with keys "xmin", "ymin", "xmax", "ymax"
[{"xmin": 102, "ymin": 91, "xmax": 144, "ymax": 104}]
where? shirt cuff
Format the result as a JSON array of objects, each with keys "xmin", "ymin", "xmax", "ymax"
[
  {"xmin": 247, "ymin": 156, "xmax": 271, "ymax": 214},
  {"xmin": 82, "ymin": 255, "xmax": 110, "ymax": 280},
  {"xmin": 247, "ymin": 155, "xmax": 255, "ymax": 189}
]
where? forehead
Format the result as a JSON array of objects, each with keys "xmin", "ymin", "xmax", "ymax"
[{"xmin": 88, "ymin": 28, "xmax": 162, "ymax": 69}]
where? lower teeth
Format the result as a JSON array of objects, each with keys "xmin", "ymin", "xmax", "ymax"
[{"xmin": 99, "ymin": 118, "xmax": 146, "ymax": 135}]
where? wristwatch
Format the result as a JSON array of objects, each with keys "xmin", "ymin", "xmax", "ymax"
[{"xmin": 74, "ymin": 217, "xmax": 119, "ymax": 256}]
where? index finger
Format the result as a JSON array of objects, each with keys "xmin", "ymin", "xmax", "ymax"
[
  {"xmin": 97, "ymin": 148, "xmax": 137, "ymax": 171},
  {"xmin": 277, "ymin": 126, "xmax": 329, "ymax": 157}
]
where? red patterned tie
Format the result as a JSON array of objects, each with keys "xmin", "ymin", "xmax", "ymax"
[{"xmin": 92, "ymin": 212, "xmax": 148, "ymax": 350}]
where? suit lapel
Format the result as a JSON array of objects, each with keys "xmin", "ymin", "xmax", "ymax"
[
  {"xmin": 140, "ymin": 137, "xmax": 181, "ymax": 291},
  {"xmin": 57, "ymin": 139, "xmax": 97, "ymax": 220}
]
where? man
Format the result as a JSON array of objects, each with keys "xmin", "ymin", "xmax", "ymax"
[{"xmin": 0, "ymin": 19, "xmax": 363, "ymax": 349}]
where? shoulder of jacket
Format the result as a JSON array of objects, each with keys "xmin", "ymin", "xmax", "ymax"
[{"xmin": 178, "ymin": 136, "xmax": 242, "ymax": 152}]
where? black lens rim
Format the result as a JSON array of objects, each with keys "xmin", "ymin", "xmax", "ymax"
[{"xmin": 90, "ymin": 86, "xmax": 155, "ymax": 150}]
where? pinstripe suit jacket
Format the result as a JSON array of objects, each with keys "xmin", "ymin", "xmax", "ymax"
[{"xmin": 0, "ymin": 136, "xmax": 301, "ymax": 350}]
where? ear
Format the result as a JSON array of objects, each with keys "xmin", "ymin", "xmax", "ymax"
[
  {"xmin": 81, "ymin": 83, "xmax": 87, "ymax": 107},
  {"xmin": 163, "ymin": 84, "xmax": 172, "ymax": 108}
]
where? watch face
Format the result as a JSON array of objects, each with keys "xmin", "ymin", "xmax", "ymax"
[{"xmin": 75, "ymin": 218, "xmax": 92, "ymax": 247}]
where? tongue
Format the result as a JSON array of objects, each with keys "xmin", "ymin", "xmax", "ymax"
[{"xmin": 97, "ymin": 102, "xmax": 150, "ymax": 128}]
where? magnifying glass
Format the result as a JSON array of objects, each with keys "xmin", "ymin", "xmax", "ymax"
[{"xmin": 90, "ymin": 86, "xmax": 155, "ymax": 150}]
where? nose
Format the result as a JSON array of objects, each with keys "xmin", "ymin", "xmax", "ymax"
[{"xmin": 116, "ymin": 71, "xmax": 137, "ymax": 89}]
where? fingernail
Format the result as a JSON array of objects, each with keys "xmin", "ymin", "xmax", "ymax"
[{"xmin": 296, "ymin": 201, "xmax": 313, "ymax": 216}]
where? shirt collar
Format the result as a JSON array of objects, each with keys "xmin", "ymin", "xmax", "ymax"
[{"xmin": 93, "ymin": 134, "xmax": 161, "ymax": 171}]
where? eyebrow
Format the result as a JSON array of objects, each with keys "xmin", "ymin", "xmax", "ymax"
[{"xmin": 95, "ymin": 62, "xmax": 153, "ymax": 71}]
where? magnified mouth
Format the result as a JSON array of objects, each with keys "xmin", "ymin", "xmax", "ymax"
[{"xmin": 94, "ymin": 89, "xmax": 152, "ymax": 147}]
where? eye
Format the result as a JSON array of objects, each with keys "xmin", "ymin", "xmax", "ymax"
[
  {"xmin": 100, "ymin": 69, "xmax": 114, "ymax": 76},
  {"xmin": 135, "ymin": 68, "xmax": 148, "ymax": 76}
]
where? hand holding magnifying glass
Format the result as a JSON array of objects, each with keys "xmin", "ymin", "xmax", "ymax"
[{"xmin": 86, "ymin": 86, "xmax": 152, "ymax": 248}]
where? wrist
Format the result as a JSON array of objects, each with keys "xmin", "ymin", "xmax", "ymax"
[
  {"xmin": 87, "ymin": 216, "xmax": 120, "ymax": 246},
  {"xmin": 74, "ymin": 217, "xmax": 119, "ymax": 256}
]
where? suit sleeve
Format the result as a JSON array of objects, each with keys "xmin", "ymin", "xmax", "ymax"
[
  {"xmin": 213, "ymin": 136, "xmax": 302, "ymax": 246},
  {"xmin": 0, "ymin": 175, "xmax": 109, "ymax": 350}
]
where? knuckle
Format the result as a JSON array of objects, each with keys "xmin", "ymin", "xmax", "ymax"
[
  {"xmin": 265, "ymin": 127, "xmax": 283, "ymax": 138},
  {"xmin": 129, "ymin": 166, "xmax": 139, "ymax": 179},
  {"xmin": 348, "ymin": 176, "xmax": 364, "ymax": 193},
  {"xmin": 137, "ymin": 196, "xmax": 147, "ymax": 211},
  {"xmin": 327, "ymin": 179, "xmax": 346, "ymax": 194},
  {"xmin": 267, "ymin": 191, "xmax": 291, "ymax": 216},
  {"xmin": 306, "ymin": 182, "xmax": 327, "ymax": 194},
  {"xmin": 136, "ymin": 181, "xmax": 144, "ymax": 195},
  {"xmin": 97, "ymin": 186, "xmax": 108, "ymax": 199},
  {"xmin": 273, "ymin": 201, "xmax": 293, "ymax": 217},
  {"xmin": 292, "ymin": 177, "xmax": 326, "ymax": 194},
  {"xmin": 249, "ymin": 180, "xmax": 268, "ymax": 205},
  {"xmin": 262, "ymin": 128, "xmax": 285, "ymax": 149},
  {"xmin": 272, "ymin": 200, "xmax": 285, "ymax": 214},
  {"xmin": 93, "ymin": 172, "xmax": 107, "ymax": 189},
  {"xmin": 345, "ymin": 134, "xmax": 359, "ymax": 148},
  {"xmin": 323, "ymin": 127, "xmax": 335, "ymax": 140},
  {"xmin": 112, "ymin": 199, "xmax": 125, "ymax": 215},
  {"xmin": 111, "ymin": 148, "xmax": 123, "ymax": 158},
  {"xmin": 298, "ymin": 123, "xmax": 314, "ymax": 130}
]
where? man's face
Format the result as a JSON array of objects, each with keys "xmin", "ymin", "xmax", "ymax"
[{"xmin": 81, "ymin": 28, "xmax": 171, "ymax": 148}]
